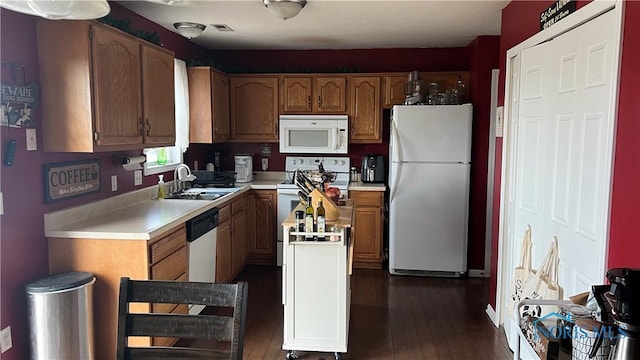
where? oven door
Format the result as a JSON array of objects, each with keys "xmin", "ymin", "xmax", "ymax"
[
  {"xmin": 276, "ymin": 188, "xmax": 304, "ymax": 266},
  {"xmin": 279, "ymin": 116, "xmax": 348, "ymax": 154}
]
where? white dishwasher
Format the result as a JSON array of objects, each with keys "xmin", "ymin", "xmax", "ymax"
[{"xmin": 186, "ymin": 207, "xmax": 219, "ymax": 315}]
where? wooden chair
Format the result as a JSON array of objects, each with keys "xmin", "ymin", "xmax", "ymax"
[{"xmin": 116, "ymin": 277, "xmax": 248, "ymax": 360}]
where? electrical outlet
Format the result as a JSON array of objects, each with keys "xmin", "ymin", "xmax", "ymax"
[
  {"xmin": 1, "ymin": 326, "xmax": 12, "ymax": 353},
  {"xmin": 0, "ymin": 192, "xmax": 4, "ymax": 216},
  {"xmin": 111, "ymin": 175, "xmax": 118, "ymax": 192},
  {"xmin": 134, "ymin": 170, "xmax": 143, "ymax": 186},
  {"xmin": 26, "ymin": 128, "xmax": 37, "ymax": 151},
  {"xmin": 261, "ymin": 158, "xmax": 268, "ymax": 171}
]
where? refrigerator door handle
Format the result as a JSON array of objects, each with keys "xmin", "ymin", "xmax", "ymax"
[{"xmin": 390, "ymin": 120, "xmax": 402, "ymax": 203}]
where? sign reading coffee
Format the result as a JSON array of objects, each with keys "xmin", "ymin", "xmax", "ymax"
[{"xmin": 44, "ymin": 160, "xmax": 101, "ymax": 203}]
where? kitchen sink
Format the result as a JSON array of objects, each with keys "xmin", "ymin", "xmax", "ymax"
[{"xmin": 164, "ymin": 187, "xmax": 242, "ymax": 201}]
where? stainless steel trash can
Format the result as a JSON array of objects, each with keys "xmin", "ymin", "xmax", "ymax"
[{"xmin": 25, "ymin": 272, "xmax": 96, "ymax": 360}]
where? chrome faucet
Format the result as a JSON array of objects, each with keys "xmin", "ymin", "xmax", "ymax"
[{"xmin": 173, "ymin": 164, "xmax": 196, "ymax": 193}]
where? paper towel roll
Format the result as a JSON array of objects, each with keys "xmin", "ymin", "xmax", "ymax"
[{"xmin": 121, "ymin": 155, "xmax": 146, "ymax": 171}]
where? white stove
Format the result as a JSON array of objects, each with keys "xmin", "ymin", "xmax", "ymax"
[{"xmin": 276, "ymin": 156, "xmax": 351, "ymax": 266}]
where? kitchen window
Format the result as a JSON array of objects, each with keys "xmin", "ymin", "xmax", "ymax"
[{"xmin": 144, "ymin": 58, "xmax": 190, "ymax": 176}]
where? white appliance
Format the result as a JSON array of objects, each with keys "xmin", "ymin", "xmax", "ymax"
[
  {"xmin": 234, "ymin": 155, "xmax": 253, "ymax": 183},
  {"xmin": 276, "ymin": 156, "xmax": 350, "ymax": 266},
  {"xmin": 186, "ymin": 207, "xmax": 219, "ymax": 314},
  {"xmin": 389, "ymin": 104, "xmax": 473, "ymax": 276},
  {"xmin": 279, "ymin": 115, "xmax": 349, "ymax": 154}
]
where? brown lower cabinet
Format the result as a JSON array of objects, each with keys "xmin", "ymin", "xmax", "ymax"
[
  {"xmin": 48, "ymin": 224, "xmax": 187, "ymax": 360},
  {"xmin": 246, "ymin": 190, "xmax": 277, "ymax": 265},
  {"xmin": 216, "ymin": 194, "xmax": 248, "ymax": 283},
  {"xmin": 351, "ymin": 191, "xmax": 384, "ymax": 268}
]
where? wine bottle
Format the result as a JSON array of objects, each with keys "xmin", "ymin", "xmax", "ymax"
[
  {"xmin": 316, "ymin": 199, "xmax": 326, "ymax": 241},
  {"xmin": 305, "ymin": 196, "xmax": 314, "ymax": 241}
]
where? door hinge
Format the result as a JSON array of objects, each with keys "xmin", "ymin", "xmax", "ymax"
[
  {"xmin": 94, "ymin": 131, "xmax": 99, "ymax": 141},
  {"xmin": 89, "ymin": 26, "xmax": 94, "ymax": 39}
]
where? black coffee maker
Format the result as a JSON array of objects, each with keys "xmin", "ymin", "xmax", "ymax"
[
  {"xmin": 606, "ymin": 268, "xmax": 640, "ymax": 360},
  {"xmin": 361, "ymin": 154, "xmax": 385, "ymax": 183}
]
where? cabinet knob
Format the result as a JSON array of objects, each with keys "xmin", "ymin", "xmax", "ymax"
[{"xmin": 146, "ymin": 118, "xmax": 151, "ymax": 136}]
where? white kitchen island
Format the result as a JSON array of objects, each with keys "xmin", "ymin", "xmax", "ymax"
[{"xmin": 281, "ymin": 203, "xmax": 354, "ymax": 360}]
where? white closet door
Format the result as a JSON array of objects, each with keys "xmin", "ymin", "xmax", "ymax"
[{"xmin": 504, "ymin": 9, "xmax": 618, "ymax": 357}]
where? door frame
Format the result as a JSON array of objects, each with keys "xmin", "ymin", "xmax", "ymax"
[{"xmin": 494, "ymin": 0, "xmax": 624, "ymax": 327}]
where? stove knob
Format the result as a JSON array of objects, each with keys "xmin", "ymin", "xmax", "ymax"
[
  {"xmin": 340, "ymin": 160, "xmax": 346, "ymax": 165},
  {"xmin": 291, "ymin": 159, "xmax": 297, "ymax": 165},
  {"xmin": 299, "ymin": 159, "xmax": 305, "ymax": 164},
  {"xmin": 332, "ymin": 160, "xmax": 338, "ymax": 165}
]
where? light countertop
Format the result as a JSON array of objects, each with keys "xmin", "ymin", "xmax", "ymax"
[
  {"xmin": 45, "ymin": 177, "xmax": 283, "ymax": 241},
  {"xmin": 348, "ymin": 182, "xmax": 386, "ymax": 191}
]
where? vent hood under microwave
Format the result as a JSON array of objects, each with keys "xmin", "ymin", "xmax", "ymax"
[{"xmin": 279, "ymin": 115, "xmax": 349, "ymax": 154}]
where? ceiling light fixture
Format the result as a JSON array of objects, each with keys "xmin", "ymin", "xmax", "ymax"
[
  {"xmin": 263, "ymin": 0, "xmax": 307, "ymax": 20},
  {"xmin": 0, "ymin": 0, "xmax": 110, "ymax": 20},
  {"xmin": 173, "ymin": 22, "xmax": 206, "ymax": 39}
]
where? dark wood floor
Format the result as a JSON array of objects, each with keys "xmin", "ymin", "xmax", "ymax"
[{"xmin": 189, "ymin": 265, "xmax": 513, "ymax": 360}]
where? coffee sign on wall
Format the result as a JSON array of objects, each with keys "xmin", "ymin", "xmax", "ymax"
[{"xmin": 44, "ymin": 160, "xmax": 101, "ymax": 203}]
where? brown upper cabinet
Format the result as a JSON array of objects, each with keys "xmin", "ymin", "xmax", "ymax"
[
  {"xmin": 349, "ymin": 76, "xmax": 382, "ymax": 143},
  {"xmin": 230, "ymin": 76, "xmax": 279, "ymax": 142},
  {"xmin": 383, "ymin": 71, "xmax": 471, "ymax": 108},
  {"xmin": 383, "ymin": 74, "xmax": 409, "ymax": 108},
  {"xmin": 36, "ymin": 20, "xmax": 175, "ymax": 152},
  {"xmin": 188, "ymin": 67, "xmax": 230, "ymax": 143},
  {"xmin": 281, "ymin": 76, "xmax": 347, "ymax": 113}
]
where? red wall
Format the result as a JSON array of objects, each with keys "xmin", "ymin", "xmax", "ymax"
[
  {"xmin": 488, "ymin": 0, "xmax": 640, "ymax": 308},
  {"xmin": 0, "ymin": 4, "xmax": 207, "ymax": 359}
]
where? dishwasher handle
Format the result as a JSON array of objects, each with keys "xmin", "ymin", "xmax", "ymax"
[{"xmin": 187, "ymin": 207, "xmax": 219, "ymax": 242}]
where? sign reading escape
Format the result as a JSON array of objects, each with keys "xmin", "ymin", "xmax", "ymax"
[
  {"xmin": 540, "ymin": 0, "xmax": 576, "ymax": 31},
  {"xmin": 44, "ymin": 160, "xmax": 101, "ymax": 203}
]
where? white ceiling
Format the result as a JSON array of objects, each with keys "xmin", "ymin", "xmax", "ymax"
[{"xmin": 117, "ymin": 0, "xmax": 509, "ymax": 50}]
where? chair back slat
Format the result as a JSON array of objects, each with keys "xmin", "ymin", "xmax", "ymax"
[
  {"xmin": 116, "ymin": 277, "xmax": 248, "ymax": 360},
  {"xmin": 126, "ymin": 346, "xmax": 230, "ymax": 359},
  {"xmin": 128, "ymin": 280, "xmax": 238, "ymax": 307},
  {"xmin": 126, "ymin": 313, "xmax": 233, "ymax": 341}
]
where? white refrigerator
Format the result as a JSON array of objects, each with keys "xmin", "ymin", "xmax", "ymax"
[{"xmin": 389, "ymin": 104, "xmax": 472, "ymax": 276}]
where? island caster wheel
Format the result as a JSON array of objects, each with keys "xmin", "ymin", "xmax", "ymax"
[
  {"xmin": 334, "ymin": 352, "xmax": 343, "ymax": 360},
  {"xmin": 285, "ymin": 350, "xmax": 298, "ymax": 360}
]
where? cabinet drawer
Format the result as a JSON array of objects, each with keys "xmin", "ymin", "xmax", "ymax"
[
  {"xmin": 219, "ymin": 204, "xmax": 231, "ymax": 222},
  {"xmin": 351, "ymin": 191, "xmax": 383, "ymax": 207},
  {"xmin": 149, "ymin": 226, "xmax": 186, "ymax": 264},
  {"xmin": 151, "ymin": 246, "xmax": 186, "ymax": 280}
]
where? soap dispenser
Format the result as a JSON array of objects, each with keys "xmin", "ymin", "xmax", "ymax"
[{"xmin": 157, "ymin": 175, "xmax": 166, "ymax": 199}]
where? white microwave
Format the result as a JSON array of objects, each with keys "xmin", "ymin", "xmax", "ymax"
[{"xmin": 279, "ymin": 115, "xmax": 349, "ymax": 154}]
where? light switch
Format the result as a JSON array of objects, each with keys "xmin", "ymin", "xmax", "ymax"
[
  {"xmin": 134, "ymin": 170, "xmax": 143, "ymax": 186},
  {"xmin": 26, "ymin": 128, "xmax": 37, "ymax": 151},
  {"xmin": 111, "ymin": 175, "xmax": 118, "ymax": 191},
  {"xmin": 262, "ymin": 158, "xmax": 268, "ymax": 171}
]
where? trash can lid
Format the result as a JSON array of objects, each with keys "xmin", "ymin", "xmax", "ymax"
[{"xmin": 25, "ymin": 272, "xmax": 94, "ymax": 293}]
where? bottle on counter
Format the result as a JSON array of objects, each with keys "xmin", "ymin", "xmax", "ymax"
[
  {"xmin": 295, "ymin": 210, "xmax": 305, "ymax": 241},
  {"xmin": 157, "ymin": 175, "xmax": 166, "ymax": 199},
  {"xmin": 316, "ymin": 199, "xmax": 326, "ymax": 241},
  {"xmin": 305, "ymin": 196, "xmax": 315, "ymax": 241}
]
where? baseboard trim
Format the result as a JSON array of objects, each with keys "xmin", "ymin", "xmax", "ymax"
[
  {"xmin": 469, "ymin": 269, "xmax": 489, "ymax": 278},
  {"xmin": 485, "ymin": 304, "xmax": 499, "ymax": 327}
]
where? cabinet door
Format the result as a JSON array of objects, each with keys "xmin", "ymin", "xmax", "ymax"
[
  {"xmin": 142, "ymin": 45, "xmax": 175, "ymax": 146},
  {"xmin": 91, "ymin": 24, "xmax": 143, "ymax": 148},
  {"xmin": 314, "ymin": 76, "xmax": 347, "ymax": 113},
  {"xmin": 188, "ymin": 67, "xmax": 214, "ymax": 143},
  {"xmin": 351, "ymin": 191, "xmax": 383, "ymax": 268},
  {"xmin": 384, "ymin": 75, "xmax": 408, "ymax": 108},
  {"xmin": 282, "ymin": 77, "xmax": 313, "ymax": 113},
  {"xmin": 216, "ymin": 218, "xmax": 232, "ymax": 283},
  {"xmin": 212, "ymin": 71, "xmax": 230, "ymax": 142},
  {"xmin": 230, "ymin": 77, "xmax": 279, "ymax": 142},
  {"xmin": 247, "ymin": 191, "xmax": 276, "ymax": 264},
  {"xmin": 349, "ymin": 76, "xmax": 382, "ymax": 143},
  {"xmin": 231, "ymin": 208, "xmax": 247, "ymax": 277}
]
